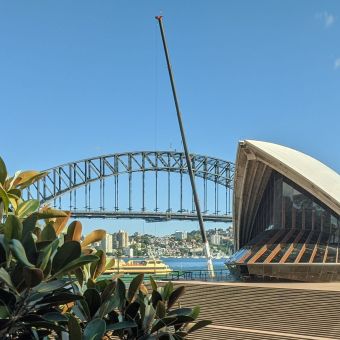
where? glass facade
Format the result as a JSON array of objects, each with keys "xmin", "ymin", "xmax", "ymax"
[
  {"xmin": 227, "ymin": 171, "xmax": 340, "ymax": 281},
  {"xmin": 249, "ymin": 171, "xmax": 340, "ymax": 240}
]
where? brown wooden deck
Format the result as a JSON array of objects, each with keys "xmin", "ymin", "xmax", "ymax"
[{"xmin": 159, "ymin": 281, "xmax": 340, "ymax": 340}]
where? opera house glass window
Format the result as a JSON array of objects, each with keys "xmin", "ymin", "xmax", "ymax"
[
  {"xmin": 227, "ymin": 171, "xmax": 340, "ymax": 281},
  {"xmin": 250, "ymin": 172, "xmax": 340, "ymax": 237}
]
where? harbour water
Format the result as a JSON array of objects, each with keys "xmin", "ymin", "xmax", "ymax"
[
  {"xmin": 161, "ymin": 257, "xmax": 228, "ymax": 271},
  {"xmin": 101, "ymin": 257, "xmax": 236, "ymax": 283}
]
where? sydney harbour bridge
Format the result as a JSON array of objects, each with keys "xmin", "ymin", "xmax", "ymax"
[{"xmin": 25, "ymin": 151, "xmax": 234, "ymax": 223}]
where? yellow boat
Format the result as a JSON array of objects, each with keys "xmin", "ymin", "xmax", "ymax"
[{"xmin": 105, "ymin": 258, "xmax": 172, "ymax": 275}]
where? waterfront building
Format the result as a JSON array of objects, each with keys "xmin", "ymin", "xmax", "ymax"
[
  {"xmin": 123, "ymin": 247, "xmax": 134, "ymax": 257},
  {"xmin": 112, "ymin": 238, "xmax": 119, "ymax": 249},
  {"xmin": 101, "ymin": 233, "xmax": 114, "ymax": 254},
  {"xmin": 175, "ymin": 230, "xmax": 187, "ymax": 240},
  {"xmin": 211, "ymin": 233, "xmax": 221, "ymax": 245},
  {"xmin": 227, "ymin": 140, "xmax": 340, "ymax": 282},
  {"xmin": 117, "ymin": 230, "xmax": 129, "ymax": 248}
]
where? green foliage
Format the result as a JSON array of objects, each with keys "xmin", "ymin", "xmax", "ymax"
[
  {"xmin": 0, "ymin": 204, "xmax": 104, "ymax": 339},
  {"xmin": 72, "ymin": 273, "xmax": 211, "ymax": 339},
  {"xmin": 0, "ymin": 156, "xmax": 211, "ymax": 339}
]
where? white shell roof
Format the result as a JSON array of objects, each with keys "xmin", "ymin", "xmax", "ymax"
[{"xmin": 246, "ymin": 140, "xmax": 340, "ymax": 210}]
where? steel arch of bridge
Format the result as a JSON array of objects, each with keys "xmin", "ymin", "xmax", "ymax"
[{"xmin": 26, "ymin": 151, "xmax": 234, "ymax": 222}]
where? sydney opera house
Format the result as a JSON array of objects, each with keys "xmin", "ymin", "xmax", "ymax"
[{"xmin": 226, "ymin": 140, "xmax": 340, "ymax": 282}]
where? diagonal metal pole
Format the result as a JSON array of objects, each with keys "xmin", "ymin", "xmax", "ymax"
[{"xmin": 155, "ymin": 15, "xmax": 215, "ymax": 277}]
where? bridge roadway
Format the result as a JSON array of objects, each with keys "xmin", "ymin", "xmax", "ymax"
[{"xmin": 70, "ymin": 210, "xmax": 232, "ymax": 223}]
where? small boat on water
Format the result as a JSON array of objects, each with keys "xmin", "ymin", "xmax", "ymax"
[{"xmin": 105, "ymin": 258, "xmax": 172, "ymax": 275}]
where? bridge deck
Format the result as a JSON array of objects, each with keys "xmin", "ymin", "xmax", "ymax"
[{"xmin": 70, "ymin": 210, "xmax": 232, "ymax": 222}]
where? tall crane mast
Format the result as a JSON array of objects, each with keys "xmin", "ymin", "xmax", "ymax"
[{"xmin": 155, "ymin": 16, "xmax": 215, "ymax": 277}]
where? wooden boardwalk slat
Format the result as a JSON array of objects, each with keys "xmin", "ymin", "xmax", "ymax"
[{"xmin": 154, "ymin": 281, "xmax": 340, "ymax": 340}]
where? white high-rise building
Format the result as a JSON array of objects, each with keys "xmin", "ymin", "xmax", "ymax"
[
  {"xmin": 210, "ymin": 233, "xmax": 221, "ymax": 245},
  {"xmin": 175, "ymin": 230, "xmax": 187, "ymax": 240},
  {"xmin": 101, "ymin": 233, "xmax": 114, "ymax": 253}
]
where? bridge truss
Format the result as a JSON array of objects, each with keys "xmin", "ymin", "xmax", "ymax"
[{"xmin": 25, "ymin": 151, "xmax": 234, "ymax": 223}]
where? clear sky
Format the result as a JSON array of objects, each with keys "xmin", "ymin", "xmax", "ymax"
[{"xmin": 1, "ymin": 1, "xmax": 340, "ymax": 235}]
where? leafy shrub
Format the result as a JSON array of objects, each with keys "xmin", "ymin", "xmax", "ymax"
[{"xmin": 0, "ymin": 157, "xmax": 211, "ymax": 339}]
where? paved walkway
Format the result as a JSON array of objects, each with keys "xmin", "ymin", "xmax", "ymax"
[
  {"xmin": 173, "ymin": 279, "xmax": 340, "ymax": 292},
  {"xmin": 163, "ymin": 280, "xmax": 340, "ymax": 340},
  {"xmin": 205, "ymin": 325, "xmax": 337, "ymax": 340}
]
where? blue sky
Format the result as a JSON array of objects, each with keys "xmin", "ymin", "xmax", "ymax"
[{"xmin": 1, "ymin": 1, "xmax": 340, "ymax": 235}]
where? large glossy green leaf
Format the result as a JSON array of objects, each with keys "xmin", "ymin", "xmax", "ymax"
[
  {"xmin": 52, "ymin": 241, "xmax": 81, "ymax": 274},
  {"xmin": 84, "ymin": 288, "xmax": 101, "ymax": 318},
  {"xmin": 167, "ymin": 286, "xmax": 185, "ymax": 310},
  {"xmin": 40, "ymin": 222, "xmax": 57, "ymax": 241},
  {"xmin": 73, "ymin": 268, "xmax": 84, "ymax": 287},
  {"xmin": 37, "ymin": 246, "xmax": 52, "ymax": 271},
  {"xmin": 0, "ymin": 236, "xmax": 8, "ymax": 264},
  {"xmin": 33, "ymin": 279, "xmax": 69, "ymax": 293},
  {"xmin": 90, "ymin": 250, "xmax": 106, "ymax": 280},
  {"xmin": 23, "ymin": 267, "xmax": 44, "ymax": 288},
  {"xmin": 155, "ymin": 300, "xmax": 166, "ymax": 319},
  {"xmin": 37, "ymin": 238, "xmax": 59, "ymax": 271},
  {"xmin": 190, "ymin": 306, "xmax": 200, "ymax": 320},
  {"xmin": 97, "ymin": 295, "xmax": 117, "ymax": 319},
  {"xmin": 51, "ymin": 255, "xmax": 99, "ymax": 278},
  {"xmin": 9, "ymin": 239, "xmax": 34, "ymax": 268},
  {"xmin": 106, "ymin": 320, "xmax": 137, "ymax": 331},
  {"xmin": 0, "ymin": 183, "xmax": 9, "ymax": 215},
  {"xmin": 74, "ymin": 298, "xmax": 91, "ymax": 320},
  {"xmin": 172, "ymin": 315, "xmax": 195, "ymax": 324},
  {"xmin": 65, "ymin": 221, "xmax": 82, "ymax": 242},
  {"xmin": 21, "ymin": 320, "xmax": 66, "ymax": 333},
  {"xmin": 187, "ymin": 320, "xmax": 212, "ymax": 333},
  {"xmin": 125, "ymin": 301, "xmax": 140, "ymax": 321},
  {"xmin": 4, "ymin": 215, "xmax": 22, "ymax": 241},
  {"xmin": 112, "ymin": 278, "xmax": 126, "ymax": 309},
  {"xmin": 22, "ymin": 214, "xmax": 39, "ymax": 238},
  {"xmin": 162, "ymin": 281, "xmax": 173, "ymax": 301},
  {"xmin": 35, "ymin": 208, "xmax": 68, "ymax": 219},
  {"xmin": 43, "ymin": 259, "xmax": 52, "ymax": 277},
  {"xmin": 68, "ymin": 313, "xmax": 82, "ymax": 340},
  {"xmin": 7, "ymin": 188, "xmax": 21, "ymax": 199},
  {"xmin": 7, "ymin": 193, "xmax": 19, "ymax": 211},
  {"xmin": 13, "ymin": 170, "xmax": 48, "ymax": 189},
  {"xmin": 127, "ymin": 273, "xmax": 144, "ymax": 303},
  {"xmin": 101, "ymin": 280, "xmax": 116, "ymax": 303},
  {"xmin": 22, "ymin": 232, "xmax": 38, "ymax": 264},
  {"xmin": 0, "ymin": 267, "xmax": 17, "ymax": 293},
  {"xmin": 0, "ymin": 289, "xmax": 16, "ymax": 312},
  {"xmin": 38, "ymin": 292, "xmax": 83, "ymax": 306},
  {"xmin": 0, "ymin": 157, "xmax": 7, "ymax": 185},
  {"xmin": 52, "ymin": 210, "xmax": 71, "ymax": 235},
  {"xmin": 149, "ymin": 275, "xmax": 158, "ymax": 291},
  {"xmin": 43, "ymin": 312, "xmax": 68, "ymax": 322},
  {"xmin": 22, "ymin": 210, "xmax": 67, "ymax": 240},
  {"xmin": 151, "ymin": 316, "xmax": 177, "ymax": 333},
  {"xmin": 16, "ymin": 199, "xmax": 40, "ymax": 218},
  {"xmin": 83, "ymin": 318, "xmax": 106, "ymax": 340},
  {"xmin": 168, "ymin": 307, "xmax": 193, "ymax": 317},
  {"xmin": 81, "ymin": 229, "xmax": 106, "ymax": 248},
  {"xmin": 142, "ymin": 303, "xmax": 156, "ymax": 331},
  {"xmin": 0, "ymin": 305, "xmax": 10, "ymax": 318},
  {"xmin": 151, "ymin": 290, "xmax": 163, "ymax": 308},
  {"xmin": 105, "ymin": 257, "xmax": 116, "ymax": 270}
]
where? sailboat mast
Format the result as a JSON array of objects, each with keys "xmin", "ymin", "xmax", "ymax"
[{"xmin": 155, "ymin": 16, "xmax": 215, "ymax": 277}]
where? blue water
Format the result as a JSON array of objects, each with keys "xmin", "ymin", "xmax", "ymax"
[{"xmin": 161, "ymin": 257, "xmax": 227, "ymax": 271}]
